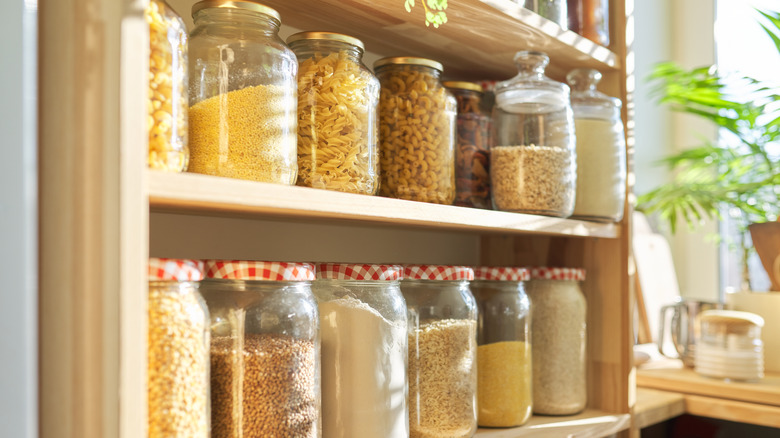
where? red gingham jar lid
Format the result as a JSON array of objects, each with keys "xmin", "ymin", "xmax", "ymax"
[
  {"xmin": 528, "ymin": 267, "xmax": 586, "ymax": 281},
  {"xmin": 403, "ymin": 265, "xmax": 474, "ymax": 281},
  {"xmin": 473, "ymin": 266, "xmax": 530, "ymax": 281},
  {"xmin": 148, "ymin": 258, "xmax": 205, "ymax": 281},
  {"xmin": 203, "ymin": 260, "xmax": 315, "ymax": 281},
  {"xmin": 316, "ymin": 263, "xmax": 403, "ymax": 281}
]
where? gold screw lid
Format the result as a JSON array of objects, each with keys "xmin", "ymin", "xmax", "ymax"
[
  {"xmin": 442, "ymin": 81, "xmax": 483, "ymax": 93},
  {"xmin": 192, "ymin": 0, "xmax": 281, "ymax": 21},
  {"xmin": 286, "ymin": 31, "xmax": 365, "ymax": 51},
  {"xmin": 374, "ymin": 56, "xmax": 443, "ymax": 72}
]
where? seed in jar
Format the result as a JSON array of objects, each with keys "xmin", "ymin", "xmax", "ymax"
[{"xmin": 477, "ymin": 340, "xmax": 532, "ymax": 427}]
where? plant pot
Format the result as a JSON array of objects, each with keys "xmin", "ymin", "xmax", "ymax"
[
  {"xmin": 748, "ymin": 222, "xmax": 780, "ymax": 291},
  {"xmin": 726, "ymin": 291, "xmax": 780, "ymax": 373}
]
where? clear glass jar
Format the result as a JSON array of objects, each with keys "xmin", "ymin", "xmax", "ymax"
[
  {"xmin": 401, "ymin": 265, "xmax": 477, "ymax": 438},
  {"xmin": 524, "ymin": 0, "xmax": 568, "ymax": 29},
  {"xmin": 491, "ymin": 51, "xmax": 576, "ymax": 217},
  {"xmin": 147, "ymin": 258, "xmax": 209, "ymax": 437},
  {"xmin": 471, "ymin": 267, "xmax": 532, "ymax": 427},
  {"xmin": 288, "ymin": 32, "xmax": 380, "ymax": 195},
  {"xmin": 187, "ymin": 1, "xmax": 298, "ymax": 184},
  {"xmin": 312, "ymin": 263, "xmax": 408, "ymax": 438},
  {"xmin": 526, "ymin": 267, "xmax": 587, "ymax": 415},
  {"xmin": 146, "ymin": 0, "xmax": 189, "ymax": 171},
  {"xmin": 567, "ymin": 0, "xmax": 609, "ymax": 46},
  {"xmin": 567, "ymin": 68, "xmax": 626, "ymax": 222},
  {"xmin": 200, "ymin": 260, "xmax": 320, "ymax": 438},
  {"xmin": 375, "ymin": 57, "xmax": 457, "ymax": 205},
  {"xmin": 443, "ymin": 81, "xmax": 491, "ymax": 209},
  {"xmin": 695, "ymin": 310, "xmax": 765, "ymax": 381}
]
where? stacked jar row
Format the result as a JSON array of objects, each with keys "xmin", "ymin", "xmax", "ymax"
[{"xmin": 148, "ymin": 258, "xmax": 588, "ymax": 437}]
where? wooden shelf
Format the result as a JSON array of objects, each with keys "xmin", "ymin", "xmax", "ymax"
[
  {"xmin": 475, "ymin": 409, "xmax": 630, "ymax": 437},
  {"xmin": 167, "ymin": 0, "xmax": 618, "ymax": 80},
  {"xmin": 634, "ymin": 388, "xmax": 685, "ymax": 429},
  {"xmin": 149, "ymin": 171, "xmax": 621, "ymax": 238}
]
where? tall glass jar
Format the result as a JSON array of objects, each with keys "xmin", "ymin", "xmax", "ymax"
[
  {"xmin": 526, "ymin": 267, "xmax": 587, "ymax": 415},
  {"xmin": 491, "ymin": 51, "xmax": 576, "ymax": 217},
  {"xmin": 524, "ymin": 0, "xmax": 568, "ymax": 29},
  {"xmin": 147, "ymin": 258, "xmax": 209, "ymax": 438},
  {"xmin": 313, "ymin": 263, "xmax": 408, "ymax": 438},
  {"xmin": 567, "ymin": 0, "xmax": 609, "ymax": 46},
  {"xmin": 146, "ymin": 0, "xmax": 188, "ymax": 171},
  {"xmin": 375, "ymin": 57, "xmax": 457, "ymax": 205},
  {"xmin": 471, "ymin": 266, "xmax": 532, "ymax": 427},
  {"xmin": 200, "ymin": 260, "xmax": 320, "ymax": 438},
  {"xmin": 287, "ymin": 32, "xmax": 380, "ymax": 195},
  {"xmin": 187, "ymin": 1, "xmax": 298, "ymax": 184},
  {"xmin": 401, "ymin": 265, "xmax": 477, "ymax": 438},
  {"xmin": 443, "ymin": 81, "xmax": 491, "ymax": 209},
  {"xmin": 567, "ymin": 68, "xmax": 626, "ymax": 222}
]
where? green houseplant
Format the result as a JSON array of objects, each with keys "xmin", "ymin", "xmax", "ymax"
[{"xmin": 637, "ymin": 9, "xmax": 780, "ymax": 291}]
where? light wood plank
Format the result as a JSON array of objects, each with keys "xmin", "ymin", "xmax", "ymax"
[
  {"xmin": 634, "ymin": 388, "xmax": 685, "ymax": 429},
  {"xmin": 475, "ymin": 410, "xmax": 630, "ymax": 437},
  {"xmin": 684, "ymin": 394, "xmax": 780, "ymax": 429}
]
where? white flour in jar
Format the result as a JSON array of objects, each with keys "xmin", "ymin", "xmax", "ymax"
[
  {"xmin": 572, "ymin": 118, "xmax": 626, "ymax": 221},
  {"xmin": 319, "ymin": 296, "xmax": 409, "ymax": 438}
]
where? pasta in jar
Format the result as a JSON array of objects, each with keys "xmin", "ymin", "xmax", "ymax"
[{"xmin": 375, "ymin": 57, "xmax": 457, "ymax": 205}]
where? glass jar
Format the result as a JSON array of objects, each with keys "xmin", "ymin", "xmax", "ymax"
[
  {"xmin": 200, "ymin": 260, "xmax": 320, "ymax": 438},
  {"xmin": 375, "ymin": 57, "xmax": 457, "ymax": 205},
  {"xmin": 526, "ymin": 267, "xmax": 587, "ymax": 415},
  {"xmin": 401, "ymin": 265, "xmax": 477, "ymax": 438},
  {"xmin": 524, "ymin": 0, "xmax": 568, "ymax": 29},
  {"xmin": 567, "ymin": 0, "xmax": 609, "ymax": 46},
  {"xmin": 695, "ymin": 310, "xmax": 765, "ymax": 381},
  {"xmin": 471, "ymin": 266, "xmax": 532, "ymax": 427},
  {"xmin": 287, "ymin": 32, "xmax": 380, "ymax": 195},
  {"xmin": 187, "ymin": 1, "xmax": 298, "ymax": 184},
  {"xmin": 313, "ymin": 263, "xmax": 408, "ymax": 438},
  {"xmin": 147, "ymin": 258, "xmax": 209, "ymax": 437},
  {"xmin": 146, "ymin": 0, "xmax": 188, "ymax": 171},
  {"xmin": 443, "ymin": 81, "xmax": 491, "ymax": 209},
  {"xmin": 567, "ymin": 68, "xmax": 626, "ymax": 222},
  {"xmin": 491, "ymin": 51, "xmax": 576, "ymax": 217}
]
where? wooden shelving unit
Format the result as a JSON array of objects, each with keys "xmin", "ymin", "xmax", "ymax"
[{"xmin": 38, "ymin": 1, "xmax": 634, "ymax": 437}]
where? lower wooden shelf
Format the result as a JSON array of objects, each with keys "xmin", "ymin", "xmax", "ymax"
[{"xmin": 475, "ymin": 409, "xmax": 630, "ymax": 437}]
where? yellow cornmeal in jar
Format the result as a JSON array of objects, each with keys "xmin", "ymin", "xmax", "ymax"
[
  {"xmin": 188, "ymin": 84, "xmax": 297, "ymax": 184},
  {"xmin": 477, "ymin": 340, "xmax": 532, "ymax": 427}
]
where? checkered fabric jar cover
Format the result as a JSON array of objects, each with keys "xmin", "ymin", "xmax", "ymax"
[
  {"xmin": 203, "ymin": 260, "xmax": 316, "ymax": 281},
  {"xmin": 403, "ymin": 264, "xmax": 474, "ymax": 281},
  {"xmin": 473, "ymin": 266, "xmax": 530, "ymax": 281},
  {"xmin": 148, "ymin": 258, "xmax": 205, "ymax": 281},
  {"xmin": 316, "ymin": 263, "xmax": 403, "ymax": 281},
  {"xmin": 528, "ymin": 267, "xmax": 586, "ymax": 281}
]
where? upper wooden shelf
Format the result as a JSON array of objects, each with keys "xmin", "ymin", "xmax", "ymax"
[
  {"xmin": 148, "ymin": 171, "xmax": 620, "ymax": 238},
  {"xmin": 476, "ymin": 408, "xmax": 630, "ymax": 437},
  {"xmin": 168, "ymin": 0, "xmax": 619, "ymax": 81}
]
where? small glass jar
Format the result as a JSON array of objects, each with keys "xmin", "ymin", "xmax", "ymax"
[
  {"xmin": 187, "ymin": 1, "xmax": 298, "ymax": 184},
  {"xmin": 200, "ymin": 260, "xmax": 320, "ymax": 438},
  {"xmin": 146, "ymin": 0, "xmax": 189, "ymax": 171},
  {"xmin": 567, "ymin": 68, "xmax": 626, "ymax": 222},
  {"xmin": 401, "ymin": 265, "xmax": 477, "ymax": 438},
  {"xmin": 375, "ymin": 57, "xmax": 457, "ymax": 205},
  {"xmin": 567, "ymin": 0, "xmax": 609, "ymax": 46},
  {"xmin": 444, "ymin": 81, "xmax": 492, "ymax": 209},
  {"xmin": 147, "ymin": 258, "xmax": 209, "ymax": 438},
  {"xmin": 471, "ymin": 266, "xmax": 532, "ymax": 427},
  {"xmin": 524, "ymin": 0, "xmax": 568, "ymax": 29},
  {"xmin": 695, "ymin": 310, "xmax": 764, "ymax": 381},
  {"xmin": 287, "ymin": 32, "xmax": 380, "ymax": 195},
  {"xmin": 526, "ymin": 267, "xmax": 587, "ymax": 415},
  {"xmin": 313, "ymin": 263, "xmax": 408, "ymax": 438},
  {"xmin": 491, "ymin": 51, "xmax": 576, "ymax": 217}
]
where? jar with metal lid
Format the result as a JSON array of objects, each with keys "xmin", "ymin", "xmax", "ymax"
[
  {"xmin": 375, "ymin": 57, "xmax": 457, "ymax": 205},
  {"xmin": 312, "ymin": 263, "xmax": 408, "ymax": 438},
  {"xmin": 200, "ymin": 260, "xmax": 320, "ymax": 438},
  {"xmin": 695, "ymin": 310, "xmax": 764, "ymax": 381},
  {"xmin": 147, "ymin": 258, "xmax": 210, "ymax": 437},
  {"xmin": 187, "ymin": 1, "xmax": 298, "ymax": 184},
  {"xmin": 491, "ymin": 51, "xmax": 576, "ymax": 217},
  {"xmin": 400, "ymin": 265, "xmax": 477, "ymax": 438},
  {"xmin": 471, "ymin": 266, "xmax": 532, "ymax": 427},
  {"xmin": 567, "ymin": 68, "xmax": 626, "ymax": 222},
  {"xmin": 526, "ymin": 267, "xmax": 587, "ymax": 415},
  {"xmin": 443, "ymin": 81, "xmax": 491, "ymax": 209},
  {"xmin": 287, "ymin": 32, "xmax": 380, "ymax": 195},
  {"xmin": 146, "ymin": 0, "xmax": 189, "ymax": 171}
]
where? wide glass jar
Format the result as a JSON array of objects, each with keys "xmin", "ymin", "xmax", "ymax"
[
  {"xmin": 288, "ymin": 32, "xmax": 380, "ymax": 195},
  {"xmin": 695, "ymin": 310, "xmax": 765, "ymax": 381},
  {"xmin": 200, "ymin": 260, "xmax": 320, "ymax": 438},
  {"xmin": 147, "ymin": 258, "xmax": 209, "ymax": 438},
  {"xmin": 313, "ymin": 263, "xmax": 408, "ymax": 438},
  {"xmin": 491, "ymin": 51, "xmax": 576, "ymax": 217},
  {"xmin": 401, "ymin": 265, "xmax": 477, "ymax": 438},
  {"xmin": 146, "ymin": 0, "xmax": 188, "ymax": 171},
  {"xmin": 187, "ymin": 1, "xmax": 298, "ymax": 184},
  {"xmin": 567, "ymin": 68, "xmax": 626, "ymax": 222},
  {"xmin": 526, "ymin": 267, "xmax": 587, "ymax": 415},
  {"xmin": 375, "ymin": 57, "xmax": 457, "ymax": 205},
  {"xmin": 444, "ymin": 81, "xmax": 491, "ymax": 209},
  {"xmin": 471, "ymin": 266, "xmax": 532, "ymax": 427}
]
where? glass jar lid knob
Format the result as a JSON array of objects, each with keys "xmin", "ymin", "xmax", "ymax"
[{"xmin": 566, "ymin": 68, "xmax": 601, "ymax": 92}]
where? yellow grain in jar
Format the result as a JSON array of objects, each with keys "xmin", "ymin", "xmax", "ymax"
[{"xmin": 477, "ymin": 341, "xmax": 532, "ymax": 427}]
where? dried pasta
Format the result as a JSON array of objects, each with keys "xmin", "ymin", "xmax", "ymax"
[{"xmin": 296, "ymin": 51, "xmax": 380, "ymax": 194}]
